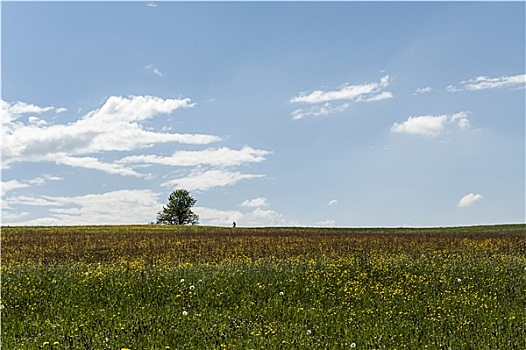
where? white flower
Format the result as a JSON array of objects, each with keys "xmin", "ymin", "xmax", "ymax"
[
  {"xmin": 279, "ymin": 291, "xmax": 284, "ymax": 296},
  {"xmin": 190, "ymin": 285, "xmax": 195, "ymax": 290},
  {"xmin": 182, "ymin": 310, "xmax": 188, "ymax": 316},
  {"xmin": 180, "ymin": 279, "xmax": 185, "ymax": 283},
  {"xmin": 306, "ymin": 330, "xmax": 312, "ymax": 335},
  {"xmin": 457, "ymin": 278, "xmax": 462, "ymax": 283},
  {"xmin": 350, "ymin": 343, "xmax": 356, "ymax": 348}
]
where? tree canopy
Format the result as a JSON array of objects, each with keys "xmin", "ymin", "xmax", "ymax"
[{"xmin": 156, "ymin": 189, "xmax": 199, "ymax": 225}]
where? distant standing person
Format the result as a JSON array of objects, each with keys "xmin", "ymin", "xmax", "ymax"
[{"xmin": 232, "ymin": 221, "xmax": 236, "ymax": 228}]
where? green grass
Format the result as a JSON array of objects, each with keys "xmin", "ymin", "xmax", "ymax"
[{"xmin": 2, "ymin": 225, "xmax": 525, "ymax": 349}]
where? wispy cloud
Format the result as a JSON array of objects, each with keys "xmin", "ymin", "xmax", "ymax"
[
  {"xmin": 1, "ymin": 180, "xmax": 29, "ymax": 196},
  {"xmin": 161, "ymin": 169, "xmax": 265, "ymax": 192},
  {"xmin": 413, "ymin": 87, "xmax": 433, "ymax": 95},
  {"xmin": 457, "ymin": 193, "xmax": 483, "ymax": 208},
  {"xmin": 118, "ymin": 146, "xmax": 270, "ymax": 168},
  {"xmin": 447, "ymin": 73, "xmax": 525, "ymax": 92},
  {"xmin": 315, "ymin": 219, "xmax": 336, "ymax": 226},
  {"xmin": 145, "ymin": 63, "xmax": 163, "ymax": 77},
  {"xmin": 391, "ymin": 111, "xmax": 470, "ymax": 137},
  {"xmin": 328, "ymin": 199, "xmax": 338, "ymax": 206},
  {"xmin": 290, "ymin": 75, "xmax": 393, "ymax": 120}
]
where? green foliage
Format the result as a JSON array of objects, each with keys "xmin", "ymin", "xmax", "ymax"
[{"xmin": 156, "ymin": 189, "xmax": 199, "ymax": 225}]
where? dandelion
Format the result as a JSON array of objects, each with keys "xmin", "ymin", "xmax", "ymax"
[
  {"xmin": 53, "ymin": 342, "xmax": 60, "ymax": 345},
  {"xmin": 182, "ymin": 310, "xmax": 188, "ymax": 316}
]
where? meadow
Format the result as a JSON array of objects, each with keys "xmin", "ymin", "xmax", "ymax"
[{"xmin": 2, "ymin": 224, "xmax": 525, "ymax": 349}]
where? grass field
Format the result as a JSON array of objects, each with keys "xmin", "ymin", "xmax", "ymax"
[{"xmin": 2, "ymin": 224, "xmax": 525, "ymax": 349}]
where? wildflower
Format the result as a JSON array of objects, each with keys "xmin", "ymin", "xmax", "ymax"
[
  {"xmin": 182, "ymin": 310, "xmax": 188, "ymax": 316},
  {"xmin": 43, "ymin": 342, "xmax": 50, "ymax": 346},
  {"xmin": 456, "ymin": 278, "xmax": 462, "ymax": 283},
  {"xmin": 53, "ymin": 342, "xmax": 60, "ymax": 345},
  {"xmin": 279, "ymin": 291, "xmax": 284, "ymax": 296},
  {"xmin": 307, "ymin": 329, "xmax": 312, "ymax": 335},
  {"xmin": 190, "ymin": 285, "xmax": 195, "ymax": 290},
  {"xmin": 350, "ymin": 343, "xmax": 357, "ymax": 348},
  {"xmin": 180, "ymin": 278, "xmax": 185, "ymax": 283}
]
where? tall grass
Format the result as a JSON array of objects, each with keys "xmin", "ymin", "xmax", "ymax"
[{"xmin": 2, "ymin": 225, "xmax": 525, "ymax": 349}]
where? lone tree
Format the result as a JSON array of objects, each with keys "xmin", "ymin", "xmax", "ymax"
[{"xmin": 156, "ymin": 189, "xmax": 199, "ymax": 225}]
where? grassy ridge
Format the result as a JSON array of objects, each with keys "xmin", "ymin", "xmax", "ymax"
[{"xmin": 2, "ymin": 224, "xmax": 526, "ymax": 349}]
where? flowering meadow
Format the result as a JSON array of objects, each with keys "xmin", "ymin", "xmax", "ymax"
[{"xmin": 2, "ymin": 224, "xmax": 525, "ymax": 349}]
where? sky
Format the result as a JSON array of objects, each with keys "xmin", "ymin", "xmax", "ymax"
[{"xmin": 1, "ymin": 1, "xmax": 525, "ymax": 227}]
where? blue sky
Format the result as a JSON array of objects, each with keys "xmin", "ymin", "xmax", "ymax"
[{"xmin": 2, "ymin": 1, "xmax": 525, "ymax": 227}]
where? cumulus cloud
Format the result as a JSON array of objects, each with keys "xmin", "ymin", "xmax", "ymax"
[
  {"xmin": 2, "ymin": 190, "xmax": 161, "ymax": 225},
  {"xmin": 194, "ymin": 205, "xmax": 294, "ymax": 227},
  {"xmin": 447, "ymin": 73, "xmax": 525, "ymax": 92},
  {"xmin": 239, "ymin": 197, "xmax": 268, "ymax": 207},
  {"xmin": 2, "ymin": 96, "xmax": 221, "ymax": 174},
  {"xmin": 162, "ymin": 169, "xmax": 265, "ymax": 192},
  {"xmin": 457, "ymin": 193, "xmax": 483, "ymax": 208},
  {"xmin": 290, "ymin": 75, "xmax": 393, "ymax": 120},
  {"xmin": 3, "ymin": 190, "xmax": 162, "ymax": 225},
  {"xmin": 391, "ymin": 111, "xmax": 470, "ymax": 137}
]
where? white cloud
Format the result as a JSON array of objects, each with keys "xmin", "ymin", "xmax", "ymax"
[
  {"xmin": 447, "ymin": 73, "xmax": 525, "ymax": 92},
  {"xmin": 1, "ymin": 180, "xmax": 29, "ymax": 196},
  {"xmin": 145, "ymin": 63, "xmax": 163, "ymax": 77},
  {"xmin": 193, "ymin": 206, "xmax": 243, "ymax": 226},
  {"xmin": 391, "ymin": 111, "xmax": 471, "ymax": 137},
  {"xmin": 291, "ymin": 75, "xmax": 391, "ymax": 104},
  {"xmin": 2, "ymin": 96, "xmax": 221, "ymax": 174},
  {"xmin": 3, "ymin": 190, "xmax": 161, "ymax": 225},
  {"xmin": 291, "ymin": 103, "xmax": 352, "ymax": 120},
  {"xmin": 118, "ymin": 146, "xmax": 270, "ymax": 167},
  {"xmin": 55, "ymin": 155, "xmax": 143, "ymax": 177},
  {"xmin": 413, "ymin": 87, "xmax": 433, "ymax": 95},
  {"xmin": 194, "ymin": 205, "xmax": 295, "ymax": 227},
  {"xmin": 328, "ymin": 199, "xmax": 338, "ymax": 206},
  {"xmin": 290, "ymin": 75, "xmax": 393, "ymax": 119},
  {"xmin": 457, "ymin": 193, "xmax": 483, "ymax": 208},
  {"xmin": 315, "ymin": 219, "xmax": 336, "ymax": 226},
  {"xmin": 162, "ymin": 169, "xmax": 265, "ymax": 192},
  {"xmin": 239, "ymin": 197, "xmax": 268, "ymax": 207}
]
